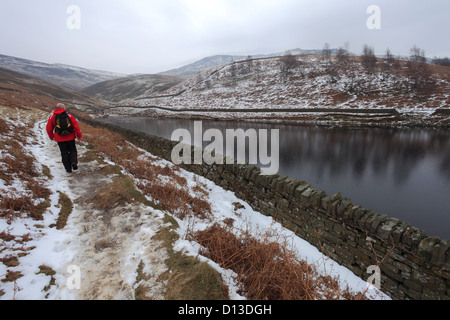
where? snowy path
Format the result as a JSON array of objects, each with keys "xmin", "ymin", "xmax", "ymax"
[{"xmin": 8, "ymin": 118, "xmax": 169, "ymax": 300}]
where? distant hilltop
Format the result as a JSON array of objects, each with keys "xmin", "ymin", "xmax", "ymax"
[
  {"xmin": 159, "ymin": 48, "xmax": 324, "ymax": 79},
  {"xmin": 0, "ymin": 54, "xmax": 125, "ymax": 91}
]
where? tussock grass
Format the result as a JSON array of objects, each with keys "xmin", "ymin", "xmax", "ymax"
[
  {"xmin": 56, "ymin": 192, "xmax": 73, "ymax": 230},
  {"xmin": 0, "ymin": 255, "xmax": 20, "ymax": 267},
  {"xmin": 194, "ymin": 224, "xmax": 368, "ymax": 300}
]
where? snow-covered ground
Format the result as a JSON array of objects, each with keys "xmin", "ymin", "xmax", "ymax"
[
  {"xmin": 0, "ymin": 108, "xmax": 390, "ymax": 300},
  {"xmin": 0, "ymin": 112, "xmax": 168, "ymax": 300}
]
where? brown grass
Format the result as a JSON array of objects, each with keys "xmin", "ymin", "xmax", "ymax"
[
  {"xmin": 0, "ymin": 117, "xmax": 8, "ymax": 134},
  {"xmin": 0, "ymin": 194, "xmax": 35, "ymax": 223},
  {"xmin": 0, "ymin": 106, "xmax": 51, "ymax": 222},
  {"xmin": 56, "ymin": 192, "xmax": 73, "ymax": 230},
  {"xmin": 1, "ymin": 271, "xmax": 23, "ymax": 283},
  {"xmin": 0, "ymin": 187, "xmax": 49, "ymax": 222},
  {"xmin": 80, "ymin": 122, "xmax": 211, "ymax": 220},
  {"xmin": 0, "ymin": 255, "xmax": 20, "ymax": 267},
  {"xmin": 194, "ymin": 224, "xmax": 367, "ymax": 300}
]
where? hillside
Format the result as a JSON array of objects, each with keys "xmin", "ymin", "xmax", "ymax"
[
  {"xmin": 115, "ymin": 54, "xmax": 450, "ymax": 125},
  {"xmin": 0, "ymin": 54, "xmax": 125, "ymax": 91},
  {"xmin": 159, "ymin": 55, "xmax": 246, "ymax": 79},
  {"xmin": 159, "ymin": 48, "xmax": 323, "ymax": 79},
  {"xmin": 81, "ymin": 74, "xmax": 182, "ymax": 103},
  {"xmin": 0, "ymin": 67, "xmax": 106, "ymax": 113}
]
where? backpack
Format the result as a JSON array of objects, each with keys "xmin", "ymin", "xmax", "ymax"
[{"xmin": 54, "ymin": 112, "xmax": 74, "ymax": 136}]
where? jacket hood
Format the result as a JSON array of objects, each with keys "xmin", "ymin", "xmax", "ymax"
[{"xmin": 53, "ymin": 108, "xmax": 67, "ymax": 115}]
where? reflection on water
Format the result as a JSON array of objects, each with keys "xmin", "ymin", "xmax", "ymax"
[{"xmin": 102, "ymin": 117, "xmax": 450, "ymax": 239}]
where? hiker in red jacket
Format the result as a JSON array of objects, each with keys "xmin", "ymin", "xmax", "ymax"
[{"xmin": 46, "ymin": 103, "xmax": 82, "ymax": 173}]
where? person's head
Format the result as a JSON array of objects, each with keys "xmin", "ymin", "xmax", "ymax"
[{"xmin": 55, "ymin": 103, "xmax": 66, "ymax": 110}]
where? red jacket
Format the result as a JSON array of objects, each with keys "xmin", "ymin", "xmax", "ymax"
[{"xmin": 46, "ymin": 109, "xmax": 82, "ymax": 142}]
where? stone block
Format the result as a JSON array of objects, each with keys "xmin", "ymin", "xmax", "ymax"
[
  {"xmin": 333, "ymin": 223, "xmax": 346, "ymax": 235},
  {"xmin": 243, "ymin": 165, "xmax": 257, "ymax": 180},
  {"xmin": 299, "ymin": 187, "xmax": 314, "ymax": 205},
  {"xmin": 335, "ymin": 245, "xmax": 356, "ymax": 265},
  {"xmin": 283, "ymin": 178, "xmax": 303, "ymax": 197},
  {"xmin": 370, "ymin": 214, "xmax": 388, "ymax": 235},
  {"xmin": 431, "ymin": 239, "xmax": 450, "ymax": 267},
  {"xmin": 330, "ymin": 199, "xmax": 342, "ymax": 217},
  {"xmin": 382, "ymin": 276, "xmax": 400, "ymax": 294},
  {"xmin": 269, "ymin": 174, "xmax": 284, "ymax": 189},
  {"xmin": 392, "ymin": 221, "xmax": 410, "ymax": 244},
  {"xmin": 310, "ymin": 189, "xmax": 326, "ymax": 208},
  {"xmin": 412, "ymin": 270, "xmax": 447, "ymax": 293},
  {"xmin": 321, "ymin": 192, "xmax": 342, "ymax": 211},
  {"xmin": 376, "ymin": 218, "xmax": 401, "ymax": 240},
  {"xmin": 259, "ymin": 174, "xmax": 276, "ymax": 188},
  {"xmin": 404, "ymin": 279, "xmax": 423, "ymax": 293},
  {"xmin": 393, "ymin": 261, "xmax": 412, "ymax": 274},
  {"xmin": 249, "ymin": 166, "xmax": 262, "ymax": 181},
  {"xmin": 352, "ymin": 208, "xmax": 372, "ymax": 230},
  {"xmin": 343, "ymin": 205, "xmax": 361, "ymax": 223},
  {"xmin": 294, "ymin": 182, "xmax": 310, "ymax": 198},
  {"xmin": 336, "ymin": 198, "xmax": 352, "ymax": 218},
  {"xmin": 357, "ymin": 210, "xmax": 374, "ymax": 230},
  {"xmin": 274, "ymin": 176, "xmax": 289, "ymax": 193},
  {"xmin": 402, "ymin": 227, "xmax": 427, "ymax": 250},
  {"xmin": 418, "ymin": 237, "xmax": 440, "ymax": 261},
  {"xmin": 381, "ymin": 263, "xmax": 403, "ymax": 282}
]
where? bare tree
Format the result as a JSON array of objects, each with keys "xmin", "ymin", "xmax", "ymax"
[
  {"xmin": 238, "ymin": 55, "xmax": 254, "ymax": 76},
  {"xmin": 228, "ymin": 61, "xmax": 238, "ymax": 86},
  {"xmin": 361, "ymin": 44, "xmax": 377, "ymax": 73},
  {"xmin": 253, "ymin": 59, "xmax": 262, "ymax": 72},
  {"xmin": 406, "ymin": 45, "xmax": 434, "ymax": 94},
  {"xmin": 336, "ymin": 44, "xmax": 350, "ymax": 68},
  {"xmin": 244, "ymin": 55, "xmax": 254, "ymax": 74},
  {"xmin": 381, "ymin": 48, "xmax": 400, "ymax": 79},
  {"xmin": 322, "ymin": 43, "xmax": 332, "ymax": 64},
  {"xmin": 320, "ymin": 43, "xmax": 339, "ymax": 83},
  {"xmin": 279, "ymin": 51, "xmax": 298, "ymax": 81},
  {"xmin": 432, "ymin": 57, "xmax": 450, "ymax": 67}
]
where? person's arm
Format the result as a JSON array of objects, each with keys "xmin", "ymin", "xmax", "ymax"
[
  {"xmin": 46, "ymin": 115, "xmax": 55, "ymax": 140},
  {"xmin": 69, "ymin": 114, "xmax": 82, "ymax": 140}
]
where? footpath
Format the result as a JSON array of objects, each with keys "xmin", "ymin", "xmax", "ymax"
[{"xmin": 0, "ymin": 106, "xmax": 168, "ymax": 299}]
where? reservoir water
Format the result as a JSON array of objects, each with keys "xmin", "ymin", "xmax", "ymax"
[{"xmin": 102, "ymin": 117, "xmax": 450, "ymax": 239}]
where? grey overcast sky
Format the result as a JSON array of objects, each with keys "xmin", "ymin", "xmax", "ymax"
[{"xmin": 0, "ymin": 0, "xmax": 448, "ymax": 74}]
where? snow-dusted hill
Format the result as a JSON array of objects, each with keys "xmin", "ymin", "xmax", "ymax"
[
  {"xmin": 159, "ymin": 49, "xmax": 323, "ymax": 79},
  {"xmin": 80, "ymin": 74, "xmax": 182, "ymax": 103},
  {"xmin": 123, "ymin": 55, "xmax": 450, "ymax": 118},
  {"xmin": 0, "ymin": 67, "xmax": 106, "ymax": 111},
  {"xmin": 0, "ymin": 54, "xmax": 125, "ymax": 91}
]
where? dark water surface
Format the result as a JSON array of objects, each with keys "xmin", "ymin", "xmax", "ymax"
[{"xmin": 102, "ymin": 117, "xmax": 450, "ymax": 239}]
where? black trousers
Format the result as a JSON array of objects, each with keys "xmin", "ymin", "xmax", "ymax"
[{"xmin": 57, "ymin": 140, "xmax": 78, "ymax": 172}]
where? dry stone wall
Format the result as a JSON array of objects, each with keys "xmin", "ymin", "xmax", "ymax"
[{"xmin": 81, "ymin": 117, "xmax": 450, "ymax": 300}]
